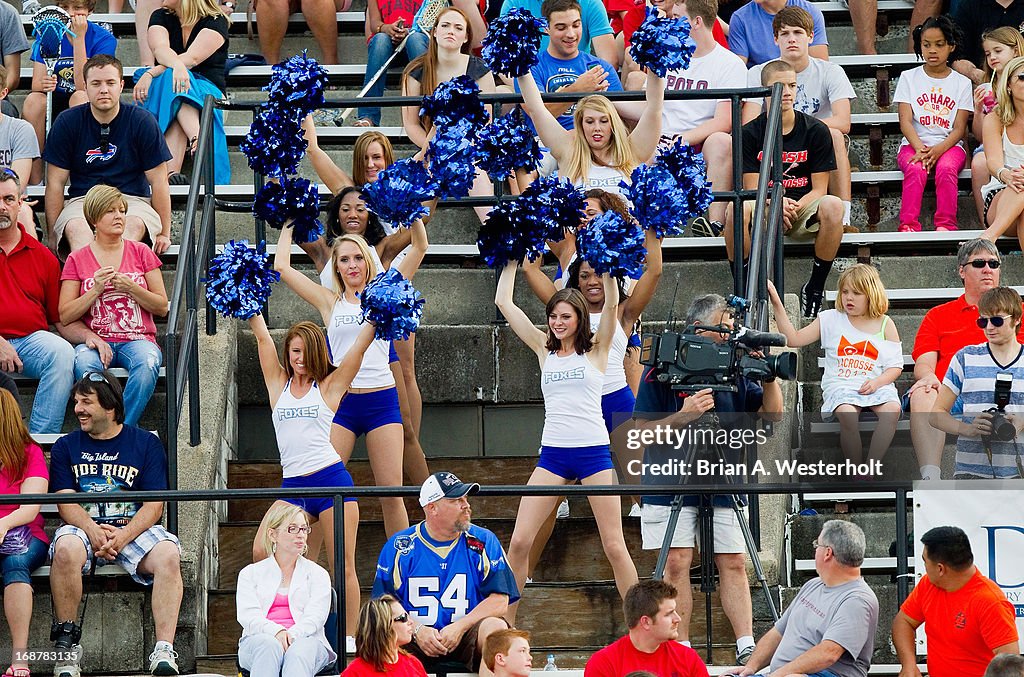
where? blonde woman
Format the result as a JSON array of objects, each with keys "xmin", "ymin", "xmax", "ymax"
[
  {"xmin": 981, "ymin": 55, "xmax": 1024, "ymax": 250},
  {"xmin": 516, "ymin": 67, "xmax": 664, "ymax": 195},
  {"xmin": 341, "ymin": 595, "xmax": 425, "ymax": 677},
  {"xmin": 133, "ymin": 0, "xmax": 231, "ymax": 184},
  {"xmin": 237, "ymin": 504, "xmax": 336, "ymax": 677}
]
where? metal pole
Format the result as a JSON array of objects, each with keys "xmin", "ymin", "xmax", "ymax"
[
  {"xmin": 895, "ymin": 487, "xmax": 910, "ymax": 604},
  {"xmin": 334, "ymin": 493, "xmax": 346, "ymax": 663},
  {"xmin": 730, "ymin": 93, "xmax": 744, "ymax": 297}
]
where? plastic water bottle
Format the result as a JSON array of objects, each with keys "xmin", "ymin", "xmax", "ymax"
[{"xmin": 543, "ymin": 654, "xmax": 558, "ymax": 671}]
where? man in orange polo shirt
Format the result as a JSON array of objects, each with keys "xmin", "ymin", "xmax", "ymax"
[
  {"xmin": 893, "ymin": 526, "xmax": 1020, "ymax": 677},
  {"xmin": 905, "ymin": 239, "xmax": 1024, "ymax": 480}
]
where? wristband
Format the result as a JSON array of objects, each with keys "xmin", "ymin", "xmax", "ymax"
[{"xmin": 999, "ymin": 168, "xmax": 1010, "ymax": 184}]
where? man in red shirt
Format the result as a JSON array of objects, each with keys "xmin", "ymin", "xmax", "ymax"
[
  {"xmin": 584, "ymin": 580, "xmax": 709, "ymax": 677},
  {"xmin": 0, "ymin": 172, "xmax": 101, "ymax": 433},
  {"xmin": 907, "ymin": 239, "xmax": 1024, "ymax": 480},
  {"xmin": 893, "ymin": 526, "xmax": 1020, "ymax": 677}
]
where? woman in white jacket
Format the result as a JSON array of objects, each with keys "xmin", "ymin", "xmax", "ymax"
[{"xmin": 236, "ymin": 503, "xmax": 337, "ymax": 677}]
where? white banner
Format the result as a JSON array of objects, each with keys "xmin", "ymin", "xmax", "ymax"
[{"xmin": 913, "ymin": 482, "xmax": 1024, "ymax": 653}]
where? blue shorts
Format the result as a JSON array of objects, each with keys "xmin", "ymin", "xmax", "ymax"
[
  {"xmin": 389, "ymin": 342, "xmax": 398, "ymax": 363},
  {"xmin": 282, "ymin": 460, "xmax": 357, "ymax": 514},
  {"xmin": 0, "ymin": 536, "xmax": 48, "ymax": 587},
  {"xmin": 538, "ymin": 444, "xmax": 614, "ymax": 481},
  {"xmin": 806, "ymin": 671, "xmax": 840, "ymax": 677},
  {"xmin": 902, "ymin": 391, "xmax": 963, "ymax": 416},
  {"xmin": 333, "ymin": 387, "xmax": 403, "ymax": 437},
  {"xmin": 602, "ymin": 385, "xmax": 636, "ymax": 433}
]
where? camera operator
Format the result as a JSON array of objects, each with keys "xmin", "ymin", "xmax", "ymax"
[
  {"xmin": 931, "ymin": 287, "xmax": 1024, "ymax": 479},
  {"xmin": 632, "ymin": 294, "xmax": 783, "ymax": 664}
]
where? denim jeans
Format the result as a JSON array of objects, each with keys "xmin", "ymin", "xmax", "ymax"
[
  {"xmin": 357, "ymin": 30, "xmax": 430, "ymax": 125},
  {"xmin": 6, "ymin": 331, "xmax": 75, "ymax": 434},
  {"xmin": 238, "ymin": 634, "xmax": 331, "ymax": 677},
  {"xmin": 0, "ymin": 536, "xmax": 48, "ymax": 586},
  {"xmin": 74, "ymin": 340, "xmax": 162, "ymax": 426}
]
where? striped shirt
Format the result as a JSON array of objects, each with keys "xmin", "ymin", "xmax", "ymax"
[{"xmin": 943, "ymin": 343, "xmax": 1024, "ymax": 478}]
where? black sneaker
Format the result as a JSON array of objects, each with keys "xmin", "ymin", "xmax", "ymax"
[
  {"xmin": 690, "ymin": 216, "xmax": 724, "ymax": 238},
  {"xmin": 800, "ymin": 282, "xmax": 824, "ymax": 319}
]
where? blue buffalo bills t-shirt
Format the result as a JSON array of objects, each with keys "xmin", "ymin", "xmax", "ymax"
[
  {"xmin": 30, "ymin": 21, "xmax": 117, "ymax": 95},
  {"xmin": 50, "ymin": 426, "xmax": 168, "ymax": 527},
  {"xmin": 516, "ymin": 50, "xmax": 622, "ymax": 130},
  {"xmin": 43, "ymin": 103, "xmax": 172, "ymax": 198}
]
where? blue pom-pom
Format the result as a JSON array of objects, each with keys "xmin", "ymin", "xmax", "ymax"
[
  {"xmin": 477, "ymin": 199, "xmax": 532, "ymax": 268},
  {"xmin": 620, "ymin": 163, "xmax": 689, "ymax": 238},
  {"xmin": 361, "ymin": 267, "xmax": 425, "ymax": 341},
  {"xmin": 361, "ymin": 158, "xmax": 438, "ymax": 228},
  {"xmin": 657, "ymin": 138, "xmax": 713, "ymax": 223},
  {"xmin": 240, "ymin": 106, "xmax": 307, "ymax": 178},
  {"xmin": 428, "ymin": 118, "xmax": 484, "ymax": 200},
  {"xmin": 253, "ymin": 177, "xmax": 324, "ymax": 244},
  {"xmin": 481, "ymin": 9, "xmax": 546, "ymax": 77},
  {"xmin": 476, "ymin": 107, "xmax": 543, "ymax": 180},
  {"xmin": 264, "ymin": 51, "xmax": 329, "ymax": 115},
  {"xmin": 576, "ymin": 210, "xmax": 646, "ymax": 278},
  {"xmin": 205, "ymin": 240, "xmax": 280, "ymax": 319},
  {"xmin": 628, "ymin": 8, "xmax": 696, "ymax": 78},
  {"xmin": 420, "ymin": 75, "xmax": 489, "ymax": 132},
  {"xmin": 520, "ymin": 175, "xmax": 587, "ymax": 240}
]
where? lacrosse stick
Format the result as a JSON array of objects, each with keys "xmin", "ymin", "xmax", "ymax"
[
  {"xmin": 336, "ymin": 0, "xmax": 450, "ymax": 125},
  {"xmin": 32, "ymin": 5, "xmax": 76, "ymax": 134}
]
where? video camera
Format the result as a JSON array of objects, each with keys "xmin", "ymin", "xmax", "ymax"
[{"xmin": 639, "ymin": 295, "xmax": 797, "ymax": 392}]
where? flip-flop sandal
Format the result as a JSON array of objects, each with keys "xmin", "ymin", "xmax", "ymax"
[
  {"xmin": 5, "ymin": 666, "xmax": 31, "ymax": 677},
  {"xmin": 352, "ymin": 118, "xmax": 374, "ymax": 127}
]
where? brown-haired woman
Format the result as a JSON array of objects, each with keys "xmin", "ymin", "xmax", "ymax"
[
  {"xmin": 0, "ymin": 389, "xmax": 49, "ymax": 677},
  {"xmin": 248, "ymin": 314, "xmax": 375, "ymax": 643},
  {"xmin": 342, "ymin": 595, "xmax": 425, "ymax": 677},
  {"xmin": 494, "ymin": 260, "xmax": 638, "ymax": 624}
]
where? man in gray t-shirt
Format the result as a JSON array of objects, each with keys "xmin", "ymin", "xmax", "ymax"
[{"xmin": 727, "ymin": 520, "xmax": 879, "ymax": 677}]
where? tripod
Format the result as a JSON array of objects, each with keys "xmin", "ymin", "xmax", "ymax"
[{"xmin": 651, "ymin": 414, "xmax": 780, "ymax": 665}]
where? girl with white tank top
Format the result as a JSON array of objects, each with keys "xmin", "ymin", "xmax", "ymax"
[
  {"xmin": 495, "ymin": 260, "xmax": 639, "ymax": 624},
  {"xmin": 981, "ymin": 57, "xmax": 1024, "ymax": 249},
  {"xmin": 274, "ymin": 217, "xmax": 429, "ymax": 538},
  {"xmin": 247, "ymin": 313, "xmax": 374, "ymax": 639}
]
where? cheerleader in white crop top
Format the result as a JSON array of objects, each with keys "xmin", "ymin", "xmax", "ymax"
[
  {"xmin": 768, "ymin": 264, "xmax": 903, "ymax": 466},
  {"xmin": 275, "ymin": 216, "xmax": 429, "ymax": 538},
  {"xmin": 495, "ymin": 260, "xmax": 639, "ymax": 623},
  {"xmin": 247, "ymin": 313, "xmax": 374, "ymax": 635}
]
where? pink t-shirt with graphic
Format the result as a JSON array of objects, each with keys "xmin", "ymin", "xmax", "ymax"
[
  {"xmin": 61, "ymin": 240, "xmax": 162, "ymax": 344},
  {"xmin": 0, "ymin": 443, "xmax": 50, "ymax": 544}
]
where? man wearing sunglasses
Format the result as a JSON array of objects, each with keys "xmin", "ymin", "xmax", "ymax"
[{"xmin": 906, "ymin": 239, "xmax": 1024, "ymax": 480}]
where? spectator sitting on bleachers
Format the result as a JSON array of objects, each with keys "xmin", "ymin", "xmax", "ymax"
[
  {"xmin": 931, "ymin": 286, "xmax": 1024, "ymax": 479},
  {"xmin": 0, "ymin": 0, "xmax": 28, "ymax": 119},
  {"xmin": 727, "ymin": 0, "xmax": 827, "ymax": 66},
  {"xmin": 894, "ymin": 16, "xmax": 972, "ymax": 234},
  {"xmin": 905, "ymin": 239, "xmax": 1023, "ymax": 481},
  {"xmin": 44, "ymin": 55, "xmax": 173, "ymax": 257},
  {"xmin": 236, "ymin": 503, "xmax": 337, "ymax": 677},
  {"xmin": 0, "ymin": 388, "xmax": 50, "ymax": 677},
  {"xmin": 501, "ymin": 0, "xmax": 620, "ymax": 70},
  {"xmin": 255, "ymin": 0, "xmax": 350, "ymax": 66},
  {"xmin": 969, "ymin": 28, "xmax": 1024, "ymax": 223},
  {"xmin": 372, "ymin": 472, "xmax": 517, "ymax": 677},
  {"xmin": 987, "ymin": 655, "xmax": 1024, "ymax": 677},
  {"xmin": 342, "ymin": 595, "xmax": 426, "ymax": 677},
  {"xmin": 355, "ymin": 0, "xmax": 428, "ymax": 127},
  {"xmin": 483, "ymin": 630, "xmax": 533, "ymax": 677},
  {"xmin": 23, "ymin": 0, "xmax": 116, "ymax": 186},
  {"xmin": 768, "ymin": 264, "xmax": 902, "ymax": 466},
  {"xmin": 0, "ymin": 170, "xmax": 91, "ymax": 435},
  {"xmin": 743, "ymin": 7, "xmax": 856, "ymax": 232},
  {"xmin": 57, "ymin": 185, "xmax": 168, "ymax": 427},
  {"xmin": 133, "ymin": 0, "xmax": 231, "ymax": 186},
  {"xmin": 726, "ymin": 60, "xmax": 842, "ymax": 319},
  {"xmin": 980, "ymin": 55, "xmax": 1024, "ymax": 249},
  {"xmin": 402, "ymin": 6, "xmax": 496, "ymax": 223},
  {"xmin": 0, "ymin": 64, "xmax": 41, "ymax": 238},
  {"xmin": 726, "ymin": 520, "xmax": 878, "ymax": 677},
  {"xmin": 951, "ymin": 0, "xmax": 1024, "ymax": 86},
  {"xmin": 893, "ymin": 526, "xmax": 1020, "ymax": 677},
  {"xmin": 48, "ymin": 370, "xmax": 182, "ymax": 677},
  {"xmin": 584, "ymin": 580, "xmax": 708, "ymax": 677}
]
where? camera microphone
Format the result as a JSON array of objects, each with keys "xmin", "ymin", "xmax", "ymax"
[{"xmin": 734, "ymin": 326, "xmax": 788, "ymax": 348}]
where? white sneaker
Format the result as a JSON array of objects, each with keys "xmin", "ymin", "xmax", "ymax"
[
  {"xmin": 54, "ymin": 644, "xmax": 82, "ymax": 677},
  {"xmin": 148, "ymin": 645, "xmax": 179, "ymax": 675},
  {"xmin": 556, "ymin": 499, "xmax": 569, "ymax": 519}
]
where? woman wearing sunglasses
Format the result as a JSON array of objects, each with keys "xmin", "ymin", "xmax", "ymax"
[
  {"xmin": 342, "ymin": 595, "xmax": 425, "ymax": 677},
  {"xmin": 932, "ymin": 286, "xmax": 1024, "ymax": 479},
  {"xmin": 981, "ymin": 55, "xmax": 1024, "ymax": 250},
  {"xmin": 237, "ymin": 502, "xmax": 337, "ymax": 677}
]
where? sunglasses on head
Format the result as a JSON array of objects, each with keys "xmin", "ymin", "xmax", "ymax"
[
  {"xmin": 965, "ymin": 259, "xmax": 1001, "ymax": 269},
  {"xmin": 85, "ymin": 371, "xmax": 110, "ymax": 386},
  {"xmin": 977, "ymin": 315, "xmax": 1013, "ymax": 328}
]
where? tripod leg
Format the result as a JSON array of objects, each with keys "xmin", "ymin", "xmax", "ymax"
[{"xmin": 728, "ymin": 493, "xmax": 779, "ymax": 622}]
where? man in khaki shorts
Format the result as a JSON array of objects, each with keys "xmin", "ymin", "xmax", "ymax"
[
  {"xmin": 724, "ymin": 59, "xmax": 843, "ymax": 319},
  {"xmin": 43, "ymin": 54, "xmax": 172, "ymax": 257}
]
